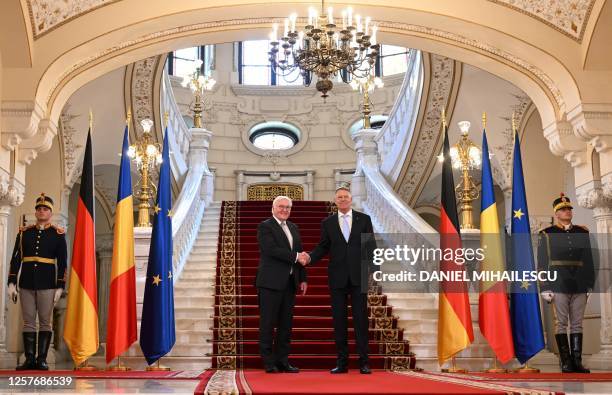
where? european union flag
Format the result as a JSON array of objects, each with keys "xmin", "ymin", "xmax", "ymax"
[
  {"xmin": 510, "ymin": 131, "xmax": 545, "ymax": 364},
  {"xmin": 139, "ymin": 127, "xmax": 175, "ymax": 365}
]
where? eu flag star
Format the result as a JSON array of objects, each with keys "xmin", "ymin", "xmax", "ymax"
[
  {"xmin": 168, "ymin": 271, "xmax": 173, "ymax": 279},
  {"xmin": 167, "ymin": 209, "xmax": 173, "ymax": 218},
  {"xmin": 152, "ymin": 274, "xmax": 162, "ymax": 286},
  {"xmin": 154, "ymin": 205, "xmax": 161, "ymax": 214},
  {"xmin": 513, "ymin": 208, "xmax": 525, "ymax": 220},
  {"xmin": 520, "ymin": 281, "xmax": 530, "ymax": 290}
]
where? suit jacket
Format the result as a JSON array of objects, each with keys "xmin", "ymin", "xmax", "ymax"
[
  {"xmin": 309, "ymin": 210, "xmax": 376, "ymax": 289},
  {"xmin": 256, "ymin": 217, "xmax": 307, "ymax": 291}
]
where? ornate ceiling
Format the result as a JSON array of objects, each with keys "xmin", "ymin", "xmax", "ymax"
[
  {"xmin": 26, "ymin": 0, "xmax": 596, "ymax": 41},
  {"xmin": 488, "ymin": 0, "xmax": 596, "ymax": 42},
  {"xmin": 27, "ymin": 0, "xmax": 120, "ymax": 38}
]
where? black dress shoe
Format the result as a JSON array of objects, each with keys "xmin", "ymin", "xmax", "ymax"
[
  {"xmin": 359, "ymin": 364, "xmax": 372, "ymax": 374},
  {"xmin": 265, "ymin": 366, "xmax": 280, "ymax": 373},
  {"xmin": 277, "ymin": 363, "xmax": 299, "ymax": 373},
  {"xmin": 330, "ymin": 366, "xmax": 348, "ymax": 374}
]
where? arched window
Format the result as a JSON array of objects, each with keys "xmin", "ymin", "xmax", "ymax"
[{"xmin": 249, "ymin": 122, "xmax": 301, "ymax": 150}]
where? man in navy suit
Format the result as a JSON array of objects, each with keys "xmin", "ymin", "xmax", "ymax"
[
  {"xmin": 303, "ymin": 187, "xmax": 376, "ymax": 374},
  {"xmin": 256, "ymin": 196, "xmax": 308, "ymax": 373}
]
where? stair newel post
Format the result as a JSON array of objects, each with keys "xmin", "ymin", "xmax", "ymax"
[
  {"xmin": 351, "ymin": 128, "xmax": 379, "ymax": 210},
  {"xmin": 189, "ymin": 127, "xmax": 215, "ymax": 205}
]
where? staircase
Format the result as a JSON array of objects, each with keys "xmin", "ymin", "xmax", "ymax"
[{"xmin": 209, "ymin": 201, "xmax": 417, "ymax": 370}]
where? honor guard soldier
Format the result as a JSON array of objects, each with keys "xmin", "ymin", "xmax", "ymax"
[
  {"xmin": 538, "ymin": 193, "xmax": 594, "ymax": 373},
  {"xmin": 6, "ymin": 193, "xmax": 67, "ymax": 370}
]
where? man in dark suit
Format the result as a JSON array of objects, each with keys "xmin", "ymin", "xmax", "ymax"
[
  {"xmin": 256, "ymin": 195, "xmax": 308, "ymax": 373},
  {"xmin": 302, "ymin": 187, "xmax": 376, "ymax": 374}
]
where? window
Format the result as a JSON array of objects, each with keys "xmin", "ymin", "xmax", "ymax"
[
  {"xmin": 167, "ymin": 45, "xmax": 215, "ymax": 80},
  {"xmin": 249, "ymin": 122, "xmax": 300, "ymax": 150},
  {"xmin": 376, "ymin": 45, "xmax": 410, "ymax": 77},
  {"xmin": 349, "ymin": 115, "xmax": 388, "ymax": 135},
  {"xmin": 238, "ymin": 41, "xmax": 306, "ymax": 86}
]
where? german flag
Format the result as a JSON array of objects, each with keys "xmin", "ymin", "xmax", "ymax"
[
  {"xmin": 64, "ymin": 130, "xmax": 99, "ymax": 366},
  {"xmin": 437, "ymin": 126, "xmax": 474, "ymax": 365},
  {"xmin": 106, "ymin": 126, "xmax": 136, "ymax": 364}
]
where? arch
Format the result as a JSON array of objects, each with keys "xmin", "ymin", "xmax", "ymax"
[{"xmin": 18, "ymin": 3, "xmax": 584, "ymax": 139}]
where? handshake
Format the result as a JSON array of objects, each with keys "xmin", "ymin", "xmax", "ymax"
[{"xmin": 297, "ymin": 251, "xmax": 311, "ymax": 266}]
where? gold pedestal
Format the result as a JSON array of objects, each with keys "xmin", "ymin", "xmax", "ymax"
[
  {"xmin": 442, "ymin": 358, "xmax": 467, "ymax": 373},
  {"xmin": 485, "ymin": 359, "xmax": 507, "ymax": 373},
  {"xmin": 146, "ymin": 360, "xmax": 171, "ymax": 371},
  {"xmin": 75, "ymin": 360, "xmax": 98, "ymax": 371},
  {"xmin": 108, "ymin": 357, "xmax": 131, "ymax": 371},
  {"xmin": 514, "ymin": 365, "xmax": 540, "ymax": 373}
]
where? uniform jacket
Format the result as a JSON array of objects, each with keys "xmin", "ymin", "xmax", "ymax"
[
  {"xmin": 7, "ymin": 224, "xmax": 67, "ymax": 290},
  {"xmin": 537, "ymin": 223, "xmax": 595, "ymax": 294}
]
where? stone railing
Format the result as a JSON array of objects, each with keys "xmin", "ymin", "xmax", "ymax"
[
  {"xmin": 171, "ymin": 128, "xmax": 215, "ymax": 281},
  {"xmin": 352, "ymin": 129, "xmax": 435, "ymax": 236},
  {"xmin": 160, "ymin": 71, "xmax": 189, "ymax": 185},
  {"xmin": 376, "ymin": 50, "xmax": 423, "ymax": 184}
]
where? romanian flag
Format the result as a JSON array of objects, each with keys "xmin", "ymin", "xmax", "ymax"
[
  {"xmin": 64, "ymin": 130, "xmax": 99, "ymax": 366},
  {"xmin": 437, "ymin": 126, "xmax": 474, "ymax": 365},
  {"xmin": 139, "ymin": 127, "xmax": 176, "ymax": 365},
  {"xmin": 106, "ymin": 126, "xmax": 137, "ymax": 364},
  {"xmin": 479, "ymin": 129, "xmax": 515, "ymax": 363},
  {"xmin": 510, "ymin": 131, "xmax": 545, "ymax": 364}
]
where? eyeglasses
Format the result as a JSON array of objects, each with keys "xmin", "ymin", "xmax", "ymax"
[{"xmin": 277, "ymin": 205, "xmax": 292, "ymax": 210}]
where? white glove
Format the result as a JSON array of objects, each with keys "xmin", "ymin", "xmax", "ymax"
[
  {"xmin": 541, "ymin": 290, "xmax": 554, "ymax": 303},
  {"xmin": 53, "ymin": 288, "xmax": 63, "ymax": 304},
  {"xmin": 7, "ymin": 284, "xmax": 18, "ymax": 303}
]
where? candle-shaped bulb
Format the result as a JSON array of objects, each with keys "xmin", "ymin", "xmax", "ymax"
[
  {"xmin": 371, "ymin": 25, "xmax": 378, "ymax": 45},
  {"xmin": 347, "ymin": 7, "xmax": 353, "ymax": 27},
  {"xmin": 284, "ymin": 19, "xmax": 289, "ymax": 37},
  {"xmin": 365, "ymin": 17, "xmax": 371, "ymax": 35},
  {"xmin": 356, "ymin": 15, "xmax": 362, "ymax": 32},
  {"xmin": 328, "ymin": 7, "xmax": 333, "ymax": 24},
  {"xmin": 290, "ymin": 13, "xmax": 297, "ymax": 32},
  {"xmin": 341, "ymin": 10, "xmax": 347, "ymax": 30}
]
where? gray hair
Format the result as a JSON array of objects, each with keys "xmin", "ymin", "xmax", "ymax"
[
  {"xmin": 335, "ymin": 186, "xmax": 352, "ymax": 196},
  {"xmin": 272, "ymin": 195, "xmax": 292, "ymax": 207}
]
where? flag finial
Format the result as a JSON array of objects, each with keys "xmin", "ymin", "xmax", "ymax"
[
  {"xmin": 482, "ymin": 112, "xmax": 487, "ymax": 129},
  {"xmin": 89, "ymin": 109, "xmax": 93, "ymax": 130},
  {"xmin": 441, "ymin": 107, "xmax": 447, "ymax": 129},
  {"xmin": 511, "ymin": 112, "xmax": 517, "ymax": 133}
]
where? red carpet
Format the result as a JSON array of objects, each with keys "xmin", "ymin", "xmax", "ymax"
[
  {"xmin": 0, "ymin": 369, "xmax": 208, "ymax": 379},
  {"xmin": 211, "ymin": 201, "xmax": 416, "ymax": 370},
  {"xmin": 464, "ymin": 372, "xmax": 612, "ymax": 382},
  {"xmin": 195, "ymin": 370, "xmax": 509, "ymax": 394}
]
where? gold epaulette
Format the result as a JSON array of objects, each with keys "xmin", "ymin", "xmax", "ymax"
[
  {"xmin": 50, "ymin": 224, "xmax": 65, "ymax": 234},
  {"xmin": 538, "ymin": 225, "xmax": 553, "ymax": 234},
  {"xmin": 19, "ymin": 224, "xmax": 35, "ymax": 232}
]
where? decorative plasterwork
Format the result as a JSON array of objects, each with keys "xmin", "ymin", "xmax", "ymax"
[
  {"xmin": 396, "ymin": 55, "xmax": 456, "ymax": 205},
  {"xmin": 58, "ymin": 105, "xmax": 83, "ymax": 189},
  {"xmin": 491, "ymin": 94, "xmax": 532, "ymax": 190},
  {"xmin": 487, "ymin": 0, "xmax": 596, "ymax": 42},
  {"xmin": 45, "ymin": 18, "xmax": 565, "ymax": 117},
  {"xmin": 0, "ymin": 168, "xmax": 25, "ymax": 208},
  {"xmin": 27, "ymin": 0, "xmax": 121, "ymax": 39},
  {"xmin": 128, "ymin": 56, "xmax": 160, "ymax": 142}
]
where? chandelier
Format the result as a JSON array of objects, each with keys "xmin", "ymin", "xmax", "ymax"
[{"xmin": 269, "ymin": 0, "xmax": 379, "ymax": 98}]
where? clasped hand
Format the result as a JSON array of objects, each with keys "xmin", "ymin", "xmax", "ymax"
[{"xmin": 297, "ymin": 251, "xmax": 311, "ymax": 266}]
